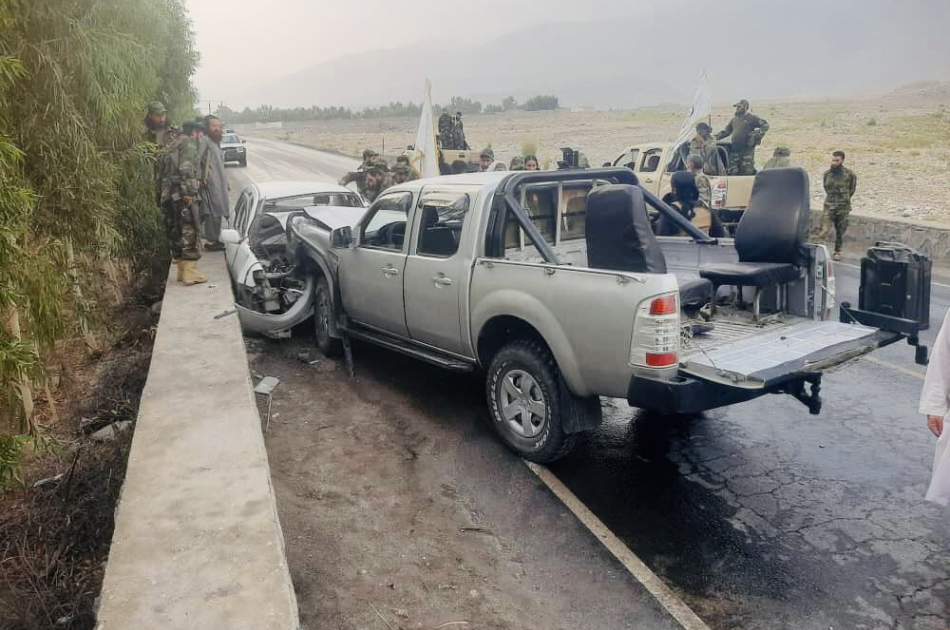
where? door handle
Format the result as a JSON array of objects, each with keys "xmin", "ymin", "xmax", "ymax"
[
  {"xmin": 382, "ymin": 266, "xmax": 400, "ymax": 277},
  {"xmin": 432, "ymin": 274, "xmax": 453, "ymax": 287}
]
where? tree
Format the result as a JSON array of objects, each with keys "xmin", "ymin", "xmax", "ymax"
[
  {"xmin": 502, "ymin": 96, "xmax": 518, "ymax": 111},
  {"xmin": 522, "ymin": 95, "xmax": 559, "ymax": 111}
]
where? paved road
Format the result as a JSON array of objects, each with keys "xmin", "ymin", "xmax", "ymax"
[{"xmin": 229, "ymin": 138, "xmax": 949, "ymax": 629}]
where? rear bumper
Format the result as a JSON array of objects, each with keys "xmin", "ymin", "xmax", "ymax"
[{"xmin": 626, "ymin": 372, "xmax": 766, "ymax": 415}]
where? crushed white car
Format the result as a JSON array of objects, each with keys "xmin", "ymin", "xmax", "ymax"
[{"xmin": 219, "ymin": 181, "xmax": 366, "ymax": 337}]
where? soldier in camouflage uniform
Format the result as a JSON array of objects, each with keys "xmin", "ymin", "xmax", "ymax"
[
  {"xmin": 763, "ymin": 146, "xmax": 792, "ymax": 170},
  {"xmin": 821, "ymin": 150, "xmax": 857, "ymax": 260},
  {"xmin": 363, "ymin": 161, "xmax": 392, "ymax": 203},
  {"xmin": 159, "ymin": 120, "xmax": 206, "ymax": 284},
  {"xmin": 716, "ymin": 99, "xmax": 769, "ymax": 176},
  {"xmin": 339, "ymin": 149, "xmax": 379, "ymax": 197},
  {"xmin": 395, "ymin": 154, "xmax": 420, "ymax": 180},
  {"xmin": 144, "ymin": 101, "xmax": 169, "ymax": 146},
  {"xmin": 438, "ymin": 112, "xmax": 455, "ymax": 149},
  {"xmin": 689, "ymin": 122, "xmax": 725, "ymax": 175},
  {"xmin": 509, "ymin": 155, "xmax": 525, "ymax": 170},
  {"xmin": 391, "ymin": 163, "xmax": 412, "ymax": 184}
]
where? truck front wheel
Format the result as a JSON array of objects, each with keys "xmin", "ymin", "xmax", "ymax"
[
  {"xmin": 486, "ymin": 339, "xmax": 576, "ymax": 463},
  {"xmin": 313, "ymin": 276, "xmax": 342, "ymax": 357}
]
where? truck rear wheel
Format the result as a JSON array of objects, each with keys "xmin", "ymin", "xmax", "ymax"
[
  {"xmin": 313, "ymin": 276, "xmax": 342, "ymax": 357},
  {"xmin": 486, "ymin": 339, "xmax": 576, "ymax": 463}
]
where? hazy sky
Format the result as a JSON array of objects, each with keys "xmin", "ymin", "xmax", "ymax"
[
  {"xmin": 185, "ymin": 0, "xmax": 950, "ymax": 109},
  {"xmin": 185, "ymin": 0, "xmax": 652, "ymax": 107}
]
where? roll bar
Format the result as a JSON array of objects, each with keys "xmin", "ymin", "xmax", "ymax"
[{"xmin": 496, "ymin": 167, "xmax": 716, "ymax": 265}]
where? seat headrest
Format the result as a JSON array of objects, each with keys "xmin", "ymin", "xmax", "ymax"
[
  {"xmin": 735, "ymin": 167, "xmax": 810, "ymax": 264},
  {"xmin": 585, "ymin": 184, "xmax": 667, "ymax": 274}
]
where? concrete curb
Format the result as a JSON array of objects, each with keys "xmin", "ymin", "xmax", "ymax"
[
  {"xmin": 811, "ymin": 210, "xmax": 950, "ymax": 265},
  {"xmin": 95, "ymin": 253, "xmax": 299, "ymax": 630}
]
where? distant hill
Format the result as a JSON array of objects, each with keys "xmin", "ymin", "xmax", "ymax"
[
  {"xmin": 883, "ymin": 81, "xmax": 950, "ymax": 105},
  {"xmin": 241, "ymin": 2, "xmax": 950, "ymax": 110}
]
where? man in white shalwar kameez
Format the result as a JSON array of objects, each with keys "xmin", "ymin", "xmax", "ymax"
[{"xmin": 918, "ymin": 310, "xmax": 950, "ymax": 506}]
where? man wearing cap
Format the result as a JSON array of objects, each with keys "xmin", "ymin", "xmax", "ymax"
[
  {"xmin": 763, "ymin": 146, "xmax": 792, "ymax": 170},
  {"xmin": 509, "ymin": 156, "xmax": 525, "ymax": 171},
  {"xmin": 479, "ymin": 147, "xmax": 494, "ymax": 172},
  {"xmin": 144, "ymin": 101, "xmax": 170, "ymax": 146},
  {"xmin": 689, "ymin": 122, "xmax": 725, "ymax": 175},
  {"xmin": 395, "ymin": 154, "xmax": 419, "ymax": 180},
  {"xmin": 159, "ymin": 120, "xmax": 207, "ymax": 285},
  {"xmin": 363, "ymin": 159, "xmax": 392, "ymax": 202},
  {"xmin": 716, "ymin": 99, "xmax": 769, "ymax": 176},
  {"xmin": 339, "ymin": 148, "xmax": 379, "ymax": 197}
]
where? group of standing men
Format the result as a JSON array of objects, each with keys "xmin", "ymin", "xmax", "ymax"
[
  {"xmin": 144, "ymin": 101, "xmax": 230, "ymax": 285},
  {"xmin": 686, "ymin": 98, "xmax": 856, "ymax": 260},
  {"xmin": 338, "ymin": 149, "xmax": 420, "ymax": 202}
]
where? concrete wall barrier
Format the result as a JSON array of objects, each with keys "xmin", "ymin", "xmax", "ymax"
[
  {"xmin": 810, "ymin": 210, "xmax": 950, "ymax": 266},
  {"xmin": 96, "ymin": 253, "xmax": 298, "ymax": 630}
]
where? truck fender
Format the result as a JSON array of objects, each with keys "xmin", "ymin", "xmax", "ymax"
[
  {"xmin": 471, "ymin": 289, "xmax": 590, "ymax": 397},
  {"xmin": 297, "ymin": 245, "xmax": 343, "ymax": 339}
]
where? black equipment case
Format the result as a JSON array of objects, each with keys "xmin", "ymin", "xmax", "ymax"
[
  {"xmin": 859, "ymin": 242, "xmax": 931, "ymax": 330},
  {"xmin": 841, "ymin": 241, "xmax": 931, "ymax": 364}
]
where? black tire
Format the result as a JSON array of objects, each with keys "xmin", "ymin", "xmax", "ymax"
[
  {"xmin": 313, "ymin": 276, "xmax": 342, "ymax": 357},
  {"xmin": 239, "ymin": 157, "xmax": 247, "ymax": 167},
  {"xmin": 486, "ymin": 338, "xmax": 576, "ymax": 463}
]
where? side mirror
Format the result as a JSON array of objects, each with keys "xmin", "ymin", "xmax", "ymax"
[
  {"xmin": 241, "ymin": 139, "xmax": 246, "ymax": 144},
  {"xmin": 602, "ymin": 161, "xmax": 612, "ymax": 168},
  {"xmin": 331, "ymin": 225, "xmax": 354, "ymax": 249},
  {"xmin": 219, "ymin": 228, "xmax": 242, "ymax": 245}
]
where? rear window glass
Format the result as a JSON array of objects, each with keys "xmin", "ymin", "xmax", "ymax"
[{"xmin": 223, "ymin": 134, "xmax": 240, "ymax": 144}]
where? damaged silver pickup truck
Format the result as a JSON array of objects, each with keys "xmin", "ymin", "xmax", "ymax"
[{"xmin": 284, "ymin": 167, "xmax": 928, "ymax": 463}]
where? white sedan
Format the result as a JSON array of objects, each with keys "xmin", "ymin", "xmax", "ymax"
[{"xmin": 219, "ymin": 181, "xmax": 366, "ymax": 337}]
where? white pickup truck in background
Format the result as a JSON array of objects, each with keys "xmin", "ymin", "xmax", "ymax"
[
  {"xmin": 612, "ymin": 141, "xmax": 755, "ymax": 231},
  {"xmin": 281, "ymin": 167, "xmax": 925, "ymax": 463}
]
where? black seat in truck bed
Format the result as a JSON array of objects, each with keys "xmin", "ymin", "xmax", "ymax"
[
  {"xmin": 699, "ymin": 167, "xmax": 810, "ymax": 289},
  {"xmin": 586, "ymin": 184, "xmax": 713, "ymax": 308}
]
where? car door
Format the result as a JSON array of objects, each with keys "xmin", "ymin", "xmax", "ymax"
[
  {"xmin": 636, "ymin": 146, "xmax": 665, "ymax": 196},
  {"xmin": 339, "ymin": 190, "xmax": 414, "ymax": 337},
  {"xmin": 403, "ymin": 188, "xmax": 475, "ymax": 354},
  {"xmin": 227, "ymin": 188, "xmax": 263, "ymax": 288}
]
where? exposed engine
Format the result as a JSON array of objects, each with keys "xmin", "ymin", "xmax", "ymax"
[{"xmin": 238, "ymin": 221, "xmax": 308, "ymax": 316}]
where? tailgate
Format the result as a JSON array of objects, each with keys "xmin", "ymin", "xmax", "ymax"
[{"xmin": 682, "ymin": 320, "xmax": 900, "ymax": 388}]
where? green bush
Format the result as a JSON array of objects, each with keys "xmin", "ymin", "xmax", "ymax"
[{"xmin": 0, "ymin": 0, "xmax": 197, "ymax": 486}]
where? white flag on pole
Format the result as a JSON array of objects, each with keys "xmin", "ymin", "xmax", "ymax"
[
  {"xmin": 414, "ymin": 79, "xmax": 440, "ymax": 178},
  {"xmin": 672, "ymin": 69, "xmax": 711, "ymax": 152}
]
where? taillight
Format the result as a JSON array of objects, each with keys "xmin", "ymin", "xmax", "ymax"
[
  {"xmin": 649, "ymin": 294, "xmax": 677, "ymax": 316},
  {"xmin": 630, "ymin": 293, "xmax": 680, "ymax": 368}
]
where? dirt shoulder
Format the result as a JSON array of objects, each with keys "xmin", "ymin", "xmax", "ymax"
[{"xmin": 251, "ymin": 334, "xmax": 681, "ymax": 630}]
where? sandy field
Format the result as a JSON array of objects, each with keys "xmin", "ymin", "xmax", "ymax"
[{"xmin": 244, "ymin": 93, "xmax": 950, "ymax": 224}]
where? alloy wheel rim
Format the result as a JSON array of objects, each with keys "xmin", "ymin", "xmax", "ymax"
[{"xmin": 499, "ymin": 369, "xmax": 546, "ymax": 438}]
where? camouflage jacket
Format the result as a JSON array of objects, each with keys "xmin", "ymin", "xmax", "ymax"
[
  {"xmin": 822, "ymin": 166, "xmax": 857, "ymax": 212},
  {"xmin": 363, "ymin": 174, "xmax": 392, "ymax": 203},
  {"xmin": 159, "ymin": 134, "xmax": 200, "ymax": 205},
  {"xmin": 716, "ymin": 112, "xmax": 769, "ymax": 148},
  {"xmin": 689, "ymin": 134, "xmax": 725, "ymax": 175},
  {"xmin": 694, "ymin": 173, "xmax": 712, "ymax": 208}
]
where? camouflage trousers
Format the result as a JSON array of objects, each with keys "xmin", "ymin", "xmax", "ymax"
[
  {"xmin": 162, "ymin": 200, "xmax": 202, "ymax": 261},
  {"xmin": 820, "ymin": 205, "xmax": 850, "ymax": 253},
  {"xmin": 727, "ymin": 146, "xmax": 757, "ymax": 176}
]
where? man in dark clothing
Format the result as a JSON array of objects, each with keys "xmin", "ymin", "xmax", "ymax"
[
  {"xmin": 821, "ymin": 150, "xmax": 858, "ymax": 260},
  {"xmin": 198, "ymin": 115, "xmax": 230, "ymax": 250},
  {"xmin": 716, "ymin": 99, "xmax": 769, "ymax": 176}
]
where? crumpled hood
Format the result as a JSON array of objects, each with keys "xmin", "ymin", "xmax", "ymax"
[{"xmin": 300, "ymin": 204, "xmax": 366, "ymax": 230}]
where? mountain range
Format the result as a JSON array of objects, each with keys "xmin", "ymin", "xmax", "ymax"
[{"xmin": 242, "ymin": 3, "xmax": 950, "ymax": 110}]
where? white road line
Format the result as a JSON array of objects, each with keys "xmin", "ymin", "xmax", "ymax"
[
  {"xmin": 836, "ymin": 262, "xmax": 950, "ymax": 289},
  {"xmin": 861, "ymin": 355, "xmax": 925, "ymax": 380},
  {"xmin": 523, "ymin": 461, "xmax": 711, "ymax": 630}
]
